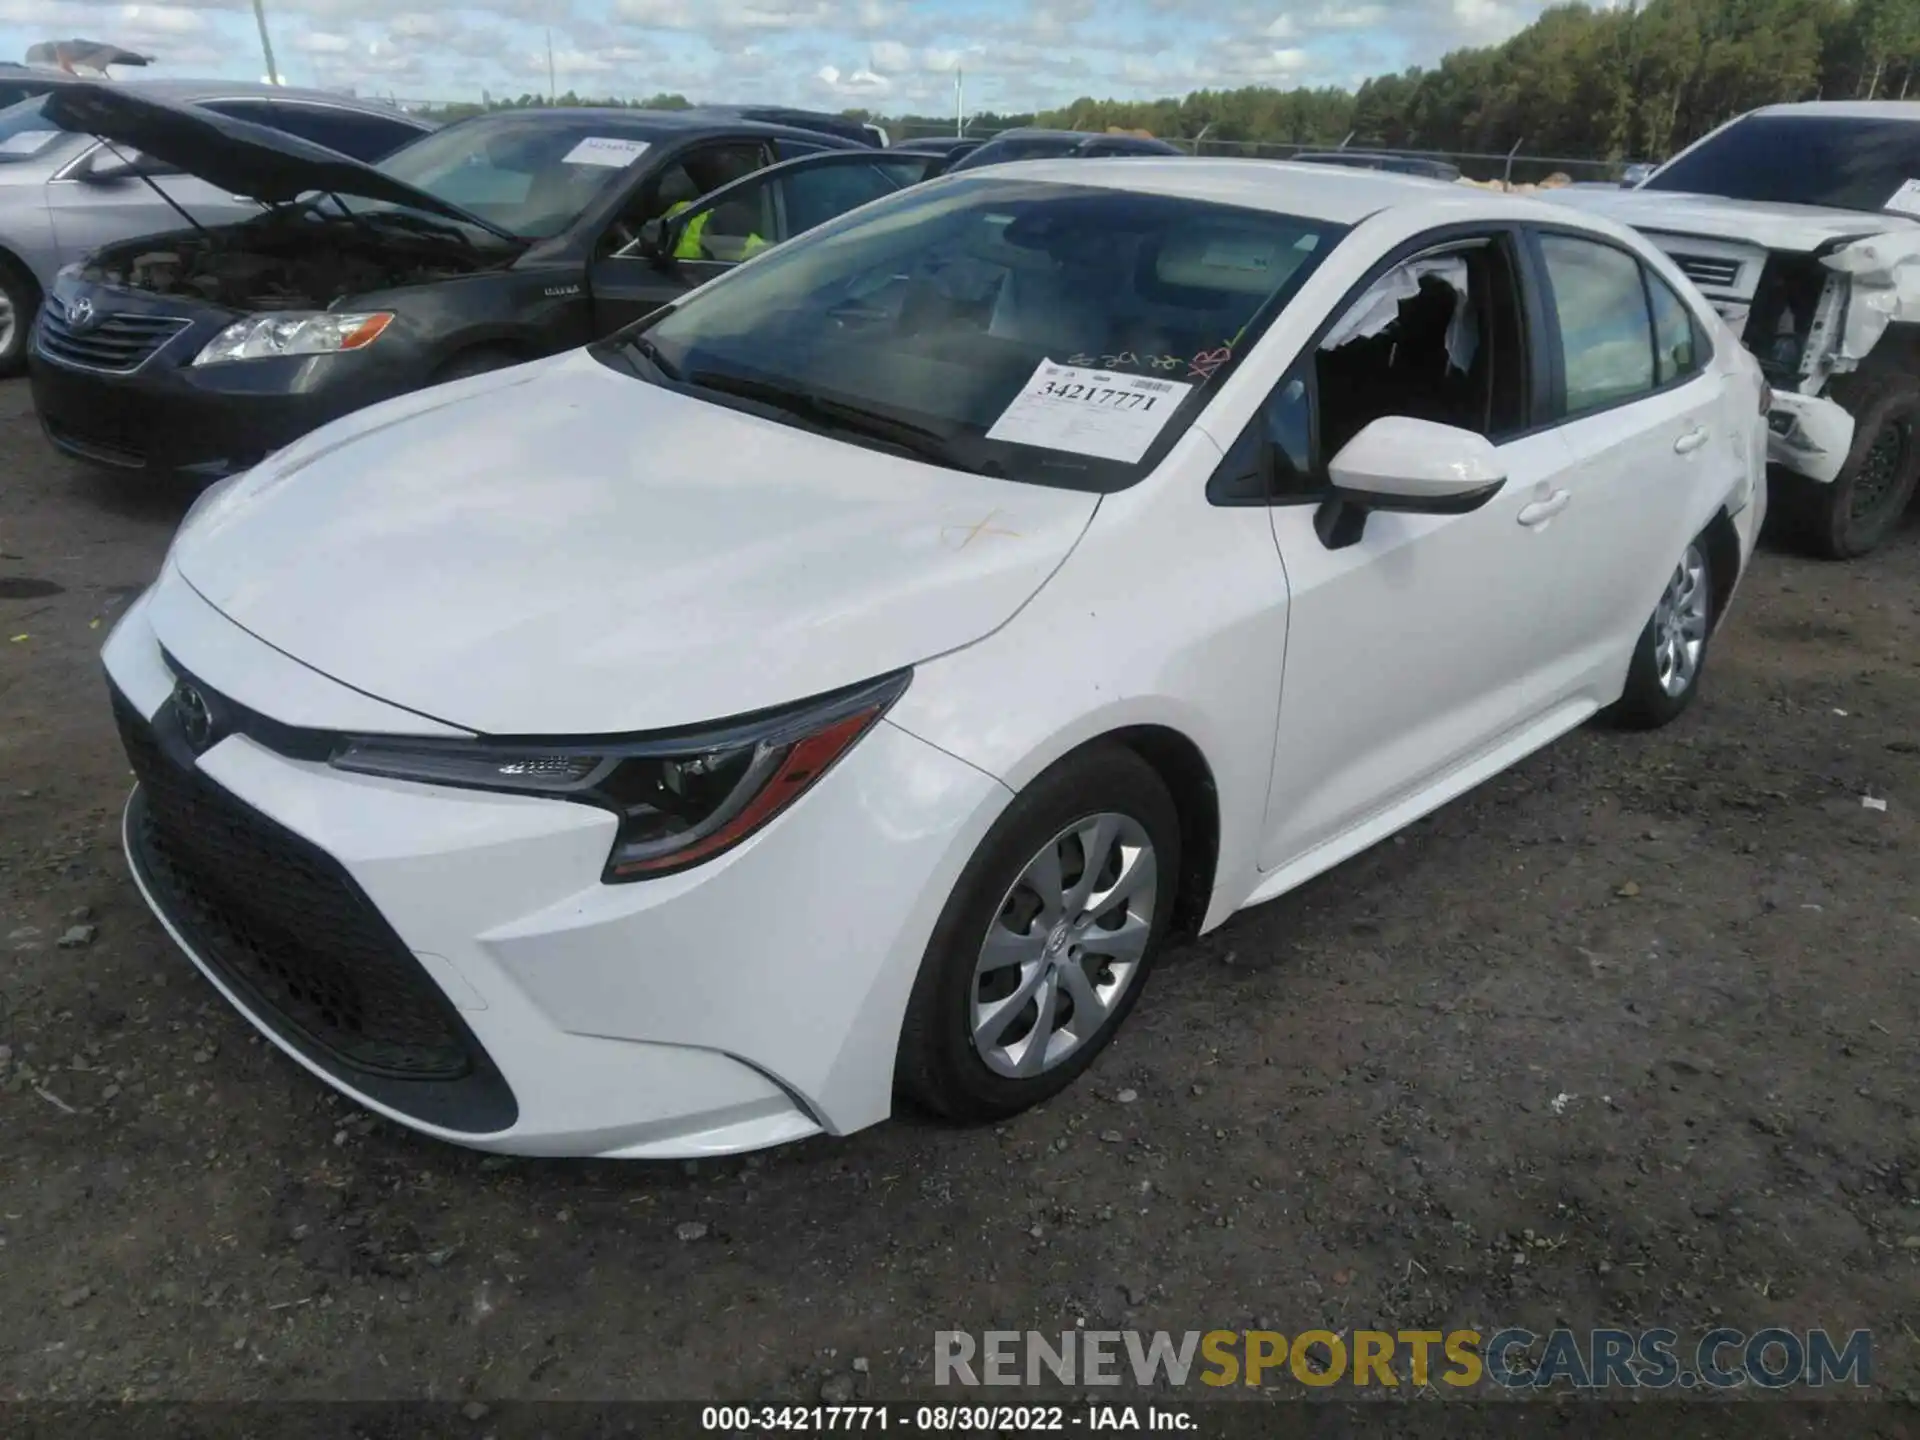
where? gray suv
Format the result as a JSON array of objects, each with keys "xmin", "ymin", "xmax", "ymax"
[{"xmin": 0, "ymin": 78, "xmax": 432, "ymax": 374}]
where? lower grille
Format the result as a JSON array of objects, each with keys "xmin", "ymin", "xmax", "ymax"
[
  {"xmin": 37, "ymin": 304, "xmax": 189, "ymax": 373},
  {"xmin": 45, "ymin": 418, "xmax": 146, "ymax": 469},
  {"xmin": 116, "ymin": 690, "xmax": 471, "ymax": 1079},
  {"xmin": 112, "ymin": 685, "xmax": 518, "ymax": 1133}
]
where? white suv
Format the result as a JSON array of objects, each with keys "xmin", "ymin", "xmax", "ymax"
[{"xmin": 1556, "ymin": 101, "xmax": 1920, "ymax": 557}]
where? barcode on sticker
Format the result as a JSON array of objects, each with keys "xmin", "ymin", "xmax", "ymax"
[{"xmin": 1134, "ymin": 379, "xmax": 1175, "ymax": 393}]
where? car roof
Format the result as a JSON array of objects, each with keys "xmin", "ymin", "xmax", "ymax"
[
  {"xmin": 1749, "ymin": 100, "xmax": 1920, "ymax": 122},
  {"xmin": 104, "ymin": 78, "xmax": 423, "ymax": 115},
  {"xmin": 436, "ymin": 105, "xmax": 860, "ymax": 145},
  {"xmin": 977, "ymin": 156, "xmax": 1488, "ymax": 223}
]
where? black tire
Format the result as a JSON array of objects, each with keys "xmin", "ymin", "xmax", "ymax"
[
  {"xmin": 0, "ymin": 255, "xmax": 38, "ymax": 380},
  {"xmin": 895, "ymin": 744, "xmax": 1180, "ymax": 1123},
  {"xmin": 1602, "ymin": 534, "xmax": 1714, "ymax": 731},
  {"xmin": 430, "ymin": 346, "xmax": 522, "ymax": 385},
  {"xmin": 1776, "ymin": 371, "xmax": 1920, "ymax": 559}
]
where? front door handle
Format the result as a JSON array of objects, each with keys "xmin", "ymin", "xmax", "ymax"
[
  {"xmin": 1674, "ymin": 427, "xmax": 1710, "ymax": 455},
  {"xmin": 1517, "ymin": 490, "xmax": 1571, "ymax": 527}
]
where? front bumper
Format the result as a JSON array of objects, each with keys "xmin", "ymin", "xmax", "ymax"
[
  {"xmin": 102, "ymin": 573, "xmax": 1010, "ymax": 1157},
  {"xmin": 29, "ymin": 296, "xmax": 420, "ymax": 480},
  {"xmin": 1765, "ymin": 390, "xmax": 1855, "ymax": 484}
]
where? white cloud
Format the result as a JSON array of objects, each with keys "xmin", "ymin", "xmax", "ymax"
[
  {"xmin": 0, "ymin": 0, "xmax": 1559, "ymax": 110},
  {"xmin": 814, "ymin": 61, "xmax": 890, "ymax": 96}
]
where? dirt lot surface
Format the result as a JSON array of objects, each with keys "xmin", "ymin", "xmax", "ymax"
[{"xmin": 1, "ymin": 374, "xmax": 1917, "ymax": 1410}]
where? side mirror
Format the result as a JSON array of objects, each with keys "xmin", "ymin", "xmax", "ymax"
[{"xmin": 1314, "ymin": 416, "xmax": 1507, "ymax": 550}]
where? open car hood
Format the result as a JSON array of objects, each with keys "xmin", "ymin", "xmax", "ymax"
[{"xmin": 41, "ymin": 83, "xmax": 498, "ymax": 232}]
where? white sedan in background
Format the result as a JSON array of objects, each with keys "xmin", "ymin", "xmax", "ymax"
[{"xmin": 103, "ymin": 159, "xmax": 1768, "ymax": 1157}]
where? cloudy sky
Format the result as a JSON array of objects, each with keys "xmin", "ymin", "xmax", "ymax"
[{"xmin": 1, "ymin": 0, "xmax": 1543, "ymax": 113}]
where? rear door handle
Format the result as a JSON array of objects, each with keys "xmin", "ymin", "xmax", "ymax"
[
  {"xmin": 1517, "ymin": 490, "xmax": 1571, "ymax": 527},
  {"xmin": 1674, "ymin": 427, "xmax": 1710, "ymax": 454}
]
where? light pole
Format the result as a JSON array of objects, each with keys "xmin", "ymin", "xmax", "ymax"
[
  {"xmin": 250, "ymin": 0, "xmax": 281, "ymax": 85},
  {"xmin": 955, "ymin": 65, "xmax": 964, "ymax": 137}
]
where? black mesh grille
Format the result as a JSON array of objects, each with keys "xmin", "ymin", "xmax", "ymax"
[
  {"xmin": 115, "ymin": 687, "xmax": 473, "ymax": 1081},
  {"xmin": 37, "ymin": 305, "xmax": 189, "ymax": 373}
]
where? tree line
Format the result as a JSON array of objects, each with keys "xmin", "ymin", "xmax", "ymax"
[
  {"xmin": 1010, "ymin": 0, "xmax": 1919, "ymax": 161},
  {"xmin": 419, "ymin": 0, "xmax": 1917, "ymax": 164}
]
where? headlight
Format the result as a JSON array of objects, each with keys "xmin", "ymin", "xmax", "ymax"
[
  {"xmin": 192, "ymin": 311, "xmax": 394, "ymax": 366},
  {"xmin": 327, "ymin": 670, "xmax": 911, "ymax": 881}
]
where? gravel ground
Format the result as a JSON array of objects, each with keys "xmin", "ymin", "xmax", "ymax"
[{"xmin": 1, "ymin": 374, "xmax": 1917, "ymax": 1407}]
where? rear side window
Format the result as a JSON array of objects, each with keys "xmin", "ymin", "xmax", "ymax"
[
  {"xmin": 1539, "ymin": 233, "xmax": 1654, "ymax": 414},
  {"xmin": 1646, "ymin": 269, "xmax": 1701, "ymax": 385}
]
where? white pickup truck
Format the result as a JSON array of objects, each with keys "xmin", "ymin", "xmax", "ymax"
[{"xmin": 1556, "ymin": 101, "xmax": 1920, "ymax": 557}]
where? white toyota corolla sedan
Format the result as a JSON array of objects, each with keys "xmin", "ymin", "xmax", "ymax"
[{"xmin": 102, "ymin": 159, "xmax": 1768, "ymax": 1158}]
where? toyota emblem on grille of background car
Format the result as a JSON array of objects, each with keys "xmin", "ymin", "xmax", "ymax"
[
  {"xmin": 66, "ymin": 298, "xmax": 96, "ymax": 331},
  {"xmin": 172, "ymin": 681, "xmax": 214, "ymax": 752}
]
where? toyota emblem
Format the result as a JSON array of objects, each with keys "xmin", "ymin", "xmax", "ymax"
[
  {"xmin": 172, "ymin": 681, "xmax": 214, "ymax": 753},
  {"xmin": 67, "ymin": 298, "xmax": 96, "ymax": 331}
]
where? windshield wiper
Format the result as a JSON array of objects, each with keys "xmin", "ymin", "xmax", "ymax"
[
  {"xmin": 617, "ymin": 334, "xmax": 682, "ymax": 383},
  {"xmin": 686, "ymin": 370, "xmax": 965, "ymax": 471}
]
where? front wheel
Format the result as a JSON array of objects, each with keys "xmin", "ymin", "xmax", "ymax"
[
  {"xmin": 1777, "ymin": 373, "xmax": 1920, "ymax": 559},
  {"xmin": 1602, "ymin": 538, "xmax": 1713, "ymax": 730},
  {"xmin": 895, "ymin": 745, "xmax": 1180, "ymax": 1123},
  {"xmin": 0, "ymin": 259, "xmax": 36, "ymax": 379}
]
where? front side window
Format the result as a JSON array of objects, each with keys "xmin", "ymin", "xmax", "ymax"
[
  {"xmin": 672, "ymin": 155, "xmax": 934, "ymax": 261},
  {"xmin": 1539, "ymin": 233, "xmax": 1655, "ymax": 414},
  {"xmin": 1212, "ymin": 231, "xmax": 1529, "ymax": 505},
  {"xmin": 603, "ymin": 142, "xmax": 771, "ymax": 256},
  {"xmin": 610, "ymin": 177, "xmax": 1345, "ymax": 492},
  {"xmin": 1316, "ymin": 236, "xmax": 1529, "ymax": 457}
]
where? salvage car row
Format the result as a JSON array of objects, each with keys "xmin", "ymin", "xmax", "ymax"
[
  {"xmin": 1, "ymin": 79, "xmax": 1914, "ymax": 1161},
  {"xmin": 6, "ymin": 82, "xmax": 1917, "ymax": 558}
]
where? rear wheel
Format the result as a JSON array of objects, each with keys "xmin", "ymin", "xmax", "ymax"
[
  {"xmin": 1778, "ymin": 372, "xmax": 1920, "ymax": 559},
  {"xmin": 1603, "ymin": 537, "xmax": 1713, "ymax": 730},
  {"xmin": 0, "ymin": 257, "xmax": 38, "ymax": 379},
  {"xmin": 895, "ymin": 745, "xmax": 1180, "ymax": 1123}
]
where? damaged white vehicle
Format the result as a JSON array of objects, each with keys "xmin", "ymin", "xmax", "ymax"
[{"xmin": 1556, "ymin": 101, "xmax": 1920, "ymax": 557}]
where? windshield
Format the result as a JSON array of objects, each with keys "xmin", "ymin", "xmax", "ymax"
[
  {"xmin": 368, "ymin": 113, "xmax": 660, "ymax": 238},
  {"xmin": 0, "ymin": 94, "xmax": 76, "ymax": 163},
  {"xmin": 1644, "ymin": 114, "xmax": 1920, "ymax": 215},
  {"xmin": 609, "ymin": 176, "xmax": 1344, "ymax": 492}
]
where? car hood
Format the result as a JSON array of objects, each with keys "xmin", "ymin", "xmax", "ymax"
[
  {"xmin": 1547, "ymin": 186, "xmax": 1917, "ymax": 252},
  {"xmin": 172, "ymin": 350, "xmax": 1100, "ymax": 736},
  {"xmin": 40, "ymin": 83, "xmax": 493, "ymax": 231}
]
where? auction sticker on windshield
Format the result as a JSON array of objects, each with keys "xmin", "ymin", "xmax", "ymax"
[
  {"xmin": 985, "ymin": 360, "xmax": 1194, "ymax": 463},
  {"xmin": 564, "ymin": 136, "xmax": 651, "ymax": 168},
  {"xmin": 1884, "ymin": 178, "xmax": 1920, "ymax": 218}
]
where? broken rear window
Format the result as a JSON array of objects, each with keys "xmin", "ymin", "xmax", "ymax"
[{"xmin": 1643, "ymin": 113, "xmax": 1920, "ymax": 216}]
